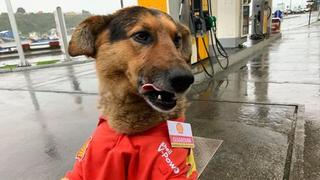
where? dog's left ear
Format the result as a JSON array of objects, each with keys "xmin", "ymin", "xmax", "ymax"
[
  {"xmin": 177, "ymin": 23, "xmax": 192, "ymax": 61},
  {"xmin": 68, "ymin": 15, "xmax": 113, "ymax": 57}
]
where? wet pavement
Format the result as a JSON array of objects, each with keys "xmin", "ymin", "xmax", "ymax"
[
  {"xmin": 187, "ymin": 101, "xmax": 298, "ymax": 179},
  {"xmin": 0, "ymin": 21, "xmax": 319, "ymax": 179},
  {"xmin": 281, "ymin": 12, "xmax": 319, "ymax": 31},
  {"xmin": 189, "ymin": 21, "xmax": 319, "ymax": 179}
]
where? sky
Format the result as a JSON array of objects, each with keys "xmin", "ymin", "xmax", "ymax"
[
  {"xmin": 0, "ymin": 0, "xmax": 309, "ymax": 14},
  {"xmin": 0, "ymin": 0, "xmax": 138, "ymax": 14}
]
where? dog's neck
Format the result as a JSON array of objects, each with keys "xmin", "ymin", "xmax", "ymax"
[{"xmin": 99, "ymin": 91, "xmax": 187, "ymax": 134}]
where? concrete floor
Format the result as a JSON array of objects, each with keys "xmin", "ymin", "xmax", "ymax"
[
  {"xmin": 0, "ymin": 21, "xmax": 319, "ymax": 179},
  {"xmin": 190, "ymin": 21, "xmax": 319, "ymax": 179}
]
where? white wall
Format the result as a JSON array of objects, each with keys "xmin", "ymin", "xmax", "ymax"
[{"xmin": 216, "ymin": 0, "xmax": 241, "ymax": 38}]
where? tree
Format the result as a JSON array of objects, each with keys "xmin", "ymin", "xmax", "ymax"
[
  {"xmin": 16, "ymin": 7, "xmax": 26, "ymax": 14},
  {"xmin": 0, "ymin": 12, "xmax": 91, "ymax": 36}
]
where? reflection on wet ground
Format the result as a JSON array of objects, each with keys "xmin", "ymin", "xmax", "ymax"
[
  {"xmin": 189, "ymin": 22, "xmax": 320, "ymax": 179},
  {"xmin": 187, "ymin": 101, "xmax": 296, "ymax": 179},
  {"xmin": 0, "ymin": 22, "xmax": 319, "ymax": 179}
]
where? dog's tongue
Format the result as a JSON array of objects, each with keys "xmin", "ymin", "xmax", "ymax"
[{"xmin": 141, "ymin": 84, "xmax": 161, "ymax": 93}]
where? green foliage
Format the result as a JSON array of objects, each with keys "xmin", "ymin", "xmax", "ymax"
[
  {"xmin": 238, "ymin": 44, "xmax": 246, "ymax": 49},
  {"xmin": 36, "ymin": 59, "xmax": 59, "ymax": 65},
  {"xmin": 0, "ymin": 64, "xmax": 18, "ymax": 70},
  {"xmin": 64, "ymin": 14, "xmax": 91, "ymax": 29},
  {"xmin": 0, "ymin": 13, "xmax": 91, "ymax": 36}
]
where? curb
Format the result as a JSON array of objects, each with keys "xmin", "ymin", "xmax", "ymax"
[
  {"xmin": 0, "ymin": 49, "xmax": 62, "ymax": 61},
  {"xmin": 289, "ymin": 105, "xmax": 305, "ymax": 180},
  {"xmin": 0, "ymin": 59, "xmax": 94, "ymax": 74}
]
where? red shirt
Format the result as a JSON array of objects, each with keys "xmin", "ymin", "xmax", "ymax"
[{"xmin": 65, "ymin": 117, "xmax": 198, "ymax": 180}]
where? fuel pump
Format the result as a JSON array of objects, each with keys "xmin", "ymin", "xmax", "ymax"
[
  {"xmin": 189, "ymin": 0, "xmax": 229, "ymax": 77},
  {"xmin": 190, "ymin": 0, "xmax": 207, "ymax": 35},
  {"xmin": 138, "ymin": 0, "xmax": 229, "ymax": 77},
  {"xmin": 189, "ymin": 0, "xmax": 213, "ymax": 76},
  {"xmin": 251, "ymin": 0, "xmax": 272, "ymax": 40}
]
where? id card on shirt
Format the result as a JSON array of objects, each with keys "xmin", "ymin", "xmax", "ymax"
[{"xmin": 167, "ymin": 120, "xmax": 194, "ymax": 148}]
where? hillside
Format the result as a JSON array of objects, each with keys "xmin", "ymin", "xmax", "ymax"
[{"xmin": 0, "ymin": 13, "xmax": 91, "ymax": 36}]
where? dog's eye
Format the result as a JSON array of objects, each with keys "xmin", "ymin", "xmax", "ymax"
[
  {"xmin": 132, "ymin": 31, "xmax": 152, "ymax": 44},
  {"xmin": 174, "ymin": 34, "xmax": 182, "ymax": 48}
]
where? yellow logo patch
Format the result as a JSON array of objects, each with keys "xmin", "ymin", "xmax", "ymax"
[
  {"xmin": 186, "ymin": 149, "xmax": 197, "ymax": 178},
  {"xmin": 76, "ymin": 137, "xmax": 92, "ymax": 161}
]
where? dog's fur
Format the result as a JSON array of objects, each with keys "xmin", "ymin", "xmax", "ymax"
[
  {"xmin": 68, "ymin": 6, "xmax": 193, "ymax": 135},
  {"xmin": 62, "ymin": 6, "xmax": 195, "ymax": 180}
]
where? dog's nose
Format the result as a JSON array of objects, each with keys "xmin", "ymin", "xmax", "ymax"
[{"xmin": 169, "ymin": 68, "xmax": 194, "ymax": 93}]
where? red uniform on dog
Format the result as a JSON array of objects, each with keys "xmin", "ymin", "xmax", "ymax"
[{"xmin": 65, "ymin": 117, "xmax": 198, "ymax": 180}]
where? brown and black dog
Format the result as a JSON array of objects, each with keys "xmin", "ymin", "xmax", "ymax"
[{"xmin": 64, "ymin": 6, "xmax": 196, "ymax": 180}]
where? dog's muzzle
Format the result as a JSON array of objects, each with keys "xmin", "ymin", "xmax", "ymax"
[{"xmin": 139, "ymin": 68, "xmax": 194, "ymax": 112}]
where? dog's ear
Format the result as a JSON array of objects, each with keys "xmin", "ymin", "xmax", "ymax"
[
  {"xmin": 68, "ymin": 15, "xmax": 113, "ymax": 57},
  {"xmin": 177, "ymin": 23, "xmax": 192, "ymax": 61}
]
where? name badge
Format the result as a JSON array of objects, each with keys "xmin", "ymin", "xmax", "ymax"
[{"xmin": 167, "ymin": 120, "xmax": 194, "ymax": 148}]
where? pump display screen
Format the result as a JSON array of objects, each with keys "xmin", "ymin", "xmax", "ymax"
[{"xmin": 242, "ymin": 5, "xmax": 250, "ymax": 36}]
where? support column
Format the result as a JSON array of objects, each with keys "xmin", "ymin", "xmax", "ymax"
[
  {"xmin": 317, "ymin": 4, "xmax": 320, "ymax": 21},
  {"xmin": 5, "ymin": 0, "xmax": 30, "ymax": 66},
  {"xmin": 54, "ymin": 7, "xmax": 71, "ymax": 61},
  {"xmin": 121, "ymin": 0, "xmax": 124, "ymax": 8}
]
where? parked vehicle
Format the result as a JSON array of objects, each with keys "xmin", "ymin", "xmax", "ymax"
[
  {"xmin": 304, "ymin": 8, "xmax": 311, "ymax": 13},
  {"xmin": 284, "ymin": 9, "xmax": 292, "ymax": 15},
  {"xmin": 292, "ymin": 7, "xmax": 305, "ymax": 14}
]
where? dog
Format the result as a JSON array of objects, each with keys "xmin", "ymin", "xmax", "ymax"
[{"xmin": 63, "ymin": 6, "xmax": 196, "ymax": 180}]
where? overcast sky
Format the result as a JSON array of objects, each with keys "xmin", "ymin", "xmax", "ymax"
[
  {"xmin": 0, "ymin": 0, "xmax": 308, "ymax": 14},
  {"xmin": 0, "ymin": 0, "xmax": 138, "ymax": 14}
]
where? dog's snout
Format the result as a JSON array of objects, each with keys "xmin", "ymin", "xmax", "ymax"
[{"xmin": 169, "ymin": 68, "xmax": 194, "ymax": 93}]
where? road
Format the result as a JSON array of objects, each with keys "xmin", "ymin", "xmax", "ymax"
[{"xmin": 282, "ymin": 11, "xmax": 319, "ymax": 31}]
